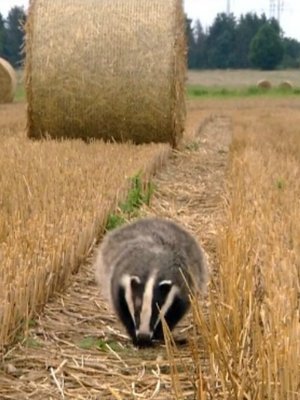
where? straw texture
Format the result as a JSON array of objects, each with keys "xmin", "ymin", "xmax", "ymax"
[
  {"xmin": 0, "ymin": 58, "xmax": 17, "ymax": 103},
  {"xmin": 26, "ymin": 0, "xmax": 186, "ymax": 146}
]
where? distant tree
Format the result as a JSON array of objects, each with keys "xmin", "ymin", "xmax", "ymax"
[
  {"xmin": 4, "ymin": 6, "xmax": 26, "ymax": 67},
  {"xmin": 250, "ymin": 22, "xmax": 284, "ymax": 70},
  {"xmin": 186, "ymin": 16, "xmax": 197, "ymax": 68},
  {"xmin": 193, "ymin": 19, "xmax": 207, "ymax": 68},
  {"xmin": 281, "ymin": 37, "xmax": 300, "ymax": 68},
  {"xmin": 187, "ymin": 12, "xmax": 298, "ymax": 70},
  {"xmin": 0, "ymin": 13, "xmax": 5, "ymax": 56},
  {"xmin": 235, "ymin": 13, "xmax": 267, "ymax": 68},
  {"xmin": 269, "ymin": 17, "xmax": 282, "ymax": 35},
  {"xmin": 205, "ymin": 13, "xmax": 237, "ymax": 69}
]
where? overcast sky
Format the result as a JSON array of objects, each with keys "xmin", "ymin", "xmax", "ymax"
[{"xmin": 1, "ymin": 0, "xmax": 300, "ymax": 41}]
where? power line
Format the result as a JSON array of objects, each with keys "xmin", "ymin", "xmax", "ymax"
[{"xmin": 270, "ymin": 0, "xmax": 284, "ymax": 23}]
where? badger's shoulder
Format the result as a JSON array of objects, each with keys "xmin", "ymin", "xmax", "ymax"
[
  {"xmin": 133, "ymin": 218, "xmax": 209, "ymax": 291},
  {"xmin": 95, "ymin": 217, "xmax": 208, "ymax": 300}
]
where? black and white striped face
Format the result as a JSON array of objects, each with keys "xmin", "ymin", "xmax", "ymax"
[{"xmin": 115, "ymin": 270, "xmax": 189, "ymax": 347}]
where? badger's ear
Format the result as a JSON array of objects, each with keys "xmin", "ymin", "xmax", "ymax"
[{"xmin": 158, "ymin": 280, "xmax": 173, "ymax": 297}]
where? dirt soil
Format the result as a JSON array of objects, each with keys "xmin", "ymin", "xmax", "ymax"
[{"xmin": 0, "ymin": 103, "xmax": 232, "ymax": 399}]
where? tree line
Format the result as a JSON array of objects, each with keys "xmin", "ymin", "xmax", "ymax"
[
  {"xmin": 0, "ymin": 6, "xmax": 26, "ymax": 67},
  {"xmin": 1, "ymin": 6, "xmax": 300, "ymax": 71},
  {"xmin": 187, "ymin": 12, "xmax": 300, "ymax": 70}
]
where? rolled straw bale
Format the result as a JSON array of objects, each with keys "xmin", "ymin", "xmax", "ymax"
[
  {"xmin": 279, "ymin": 80, "xmax": 293, "ymax": 90},
  {"xmin": 0, "ymin": 58, "xmax": 17, "ymax": 103},
  {"xmin": 26, "ymin": 0, "xmax": 186, "ymax": 147},
  {"xmin": 257, "ymin": 79, "xmax": 272, "ymax": 89}
]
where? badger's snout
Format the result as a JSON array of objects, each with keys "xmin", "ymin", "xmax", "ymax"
[{"xmin": 134, "ymin": 332, "xmax": 153, "ymax": 348}]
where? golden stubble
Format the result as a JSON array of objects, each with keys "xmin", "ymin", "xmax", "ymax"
[
  {"xmin": 0, "ymin": 105, "xmax": 170, "ymax": 347},
  {"xmin": 164, "ymin": 104, "xmax": 300, "ymax": 399}
]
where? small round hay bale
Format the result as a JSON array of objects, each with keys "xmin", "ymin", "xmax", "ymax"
[
  {"xmin": 257, "ymin": 79, "xmax": 272, "ymax": 89},
  {"xmin": 26, "ymin": 0, "xmax": 186, "ymax": 147},
  {"xmin": 279, "ymin": 80, "xmax": 293, "ymax": 90},
  {"xmin": 0, "ymin": 58, "xmax": 17, "ymax": 104}
]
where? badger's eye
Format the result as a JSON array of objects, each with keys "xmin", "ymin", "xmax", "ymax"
[
  {"xmin": 130, "ymin": 275, "xmax": 141, "ymax": 293},
  {"xmin": 158, "ymin": 280, "xmax": 173, "ymax": 298}
]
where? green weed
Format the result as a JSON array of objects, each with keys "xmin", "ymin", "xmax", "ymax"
[
  {"xmin": 105, "ymin": 214, "xmax": 126, "ymax": 231},
  {"xmin": 28, "ymin": 319, "xmax": 37, "ymax": 328},
  {"xmin": 78, "ymin": 336, "xmax": 121, "ymax": 352},
  {"xmin": 24, "ymin": 337, "xmax": 43, "ymax": 348},
  {"xmin": 185, "ymin": 141, "xmax": 200, "ymax": 151},
  {"xmin": 105, "ymin": 174, "xmax": 154, "ymax": 231},
  {"xmin": 78, "ymin": 336, "xmax": 99, "ymax": 349},
  {"xmin": 276, "ymin": 178, "xmax": 285, "ymax": 189},
  {"xmin": 120, "ymin": 174, "xmax": 144, "ymax": 213}
]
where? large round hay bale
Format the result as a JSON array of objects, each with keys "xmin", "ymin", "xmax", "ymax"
[
  {"xmin": 257, "ymin": 79, "xmax": 272, "ymax": 90},
  {"xmin": 0, "ymin": 58, "xmax": 17, "ymax": 104},
  {"xmin": 26, "ymin": 0, "xmax": 186, "ymax": 147},
  {"xmin": 279, "ymin": 80, "xmax": 293, "ymax": 90}
]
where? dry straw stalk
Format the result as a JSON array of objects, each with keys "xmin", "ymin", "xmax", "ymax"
[
  {"xmin": 26, "ymin": 0, "xmax": 186, "ymax": 147},
  {"xmin": 167, "ymin": 106, "xmax": 300, "ymax": 399},
  {"xmin": 153, "ymin": 101, "xmax": 300, "ymax": 399},
  {"xmin": 0, "ymin": 103, "xmax": 170, "ymax": 347},
  {"xmin": 0, "ymin": 57, "xmax": 17, "ymax": 103}
]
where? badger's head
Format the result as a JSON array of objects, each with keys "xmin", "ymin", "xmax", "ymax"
[{"xmin": 113, "ymin": 269, "xmax": 190, "ymax": 347}]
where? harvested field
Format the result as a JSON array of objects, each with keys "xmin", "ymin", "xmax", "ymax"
[
  {"xmin": 0, "ymin": 102, "xmax": 170, "ymax": 348},
  {"xmin": 0, "ymin": 97, "xmax": 299, "ymax": 399},
  {"xmin": 167, "ymin": 100, "xmax": 300, "ymax": 398},
  {"xmin": 188, "ymin": 68, "xmax": 300, "ymax": 88}
]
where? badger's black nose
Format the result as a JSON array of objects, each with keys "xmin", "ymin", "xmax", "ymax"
[{"xmin": 134, "ymin": 333, "xmax": 153, "ymax": 348}]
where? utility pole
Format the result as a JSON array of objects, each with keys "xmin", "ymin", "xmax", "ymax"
[
  {"xmin": 270, "ymin": 0, "xmax": 284, "ymax": 23},
  {"xmin": 226, "ymin": 0, "xmax": 231, "ymax": 15},
  {"xmin": 269, "ymin": 0, "xmax": 276, "ymax": 18},
  {"xmin": 277, "ymin": 0, "xmax": 284, "ymax": 24}
]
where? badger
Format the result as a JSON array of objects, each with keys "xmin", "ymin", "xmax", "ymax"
[{"xmin": 94, "ymin": 217, "xmax": 208, "ymax": 347}]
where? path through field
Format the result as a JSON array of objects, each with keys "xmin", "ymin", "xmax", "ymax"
[{"xmin": 0, "ymin": 105, "xmax": 231, "ymax": 399}]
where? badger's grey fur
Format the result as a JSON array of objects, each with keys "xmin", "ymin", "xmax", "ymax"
[{"xmin": 94, "ymin": 217, "xmax": 208, "ymax": 347}]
